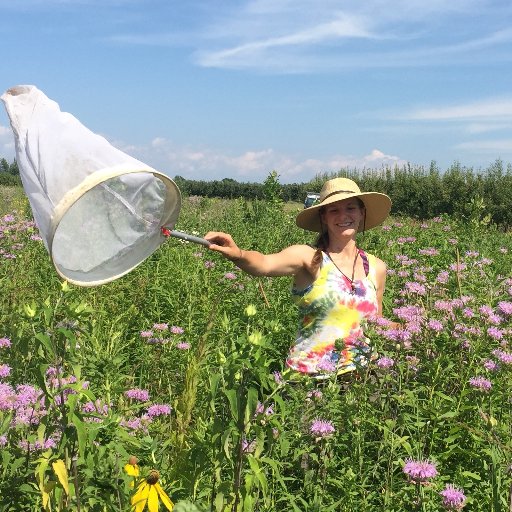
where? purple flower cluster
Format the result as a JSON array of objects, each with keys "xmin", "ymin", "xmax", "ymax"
[
  {"xmin": 439, "ymin": 484, "xmax": 466, "ymax": 510},
  {"xmin": 419, "ymin": 247, "xmax": 439, "ymax": 256},
  {"xmin": 120, "ymin": 415, "xmax": 151, "ymax": 435},
  {"xmin": 273, "ymin": 371, "xmax": 283, "ymax": 385},
  {"xmin": 483, "ymin": 359, "xmax": 498, "ymax": 371},
  {"xmin": 242, "ymin": 437, "xmax": 256, "ymax": 453},
  {"xmin": 147, "ymin": 404, "xmax": 172, "ymax": 417},
  {"xmin": 255, "ymin": 401, "xmax": 274, "ymax": 417},
  {"xmin": 494, "ymin": 350, "xmax": 512, "ymax": 364},
  {"xmin": 310, "ymin": 419, "xmax": 335, "ymax": 438},
  {"xmin": 124, "ymin": 388, "xmax": 150, "ymax": 402},
  {"xmin": 405, "ymin": 281, "xmax": 427, "ymax": 295},
  {"xmin": 0, "ymin": 337, "xmax": 11, "ymax": 348},
  {"xmin": 498, "ymin": 301, "xmax": 512, "ymax": 316},
  {"xmin": 427, "ymin": 319, "xmax": 444, "ymax": 332},
  {"xmin": 403, "ymin": 458, "xmax": 438, "ymax": 483},
  {"xmin": 18, "ymin": 437, "xmax": 57, "ymax": 451},
  {"xmin": 469, "ymin": 376, "xmax": 492, "ymax": 391},
  {"xmin": 376, "ymin": 356, "xmax": 395, "ymax": 369},
  {"xmin": 0, "ymin": 364, "xmax": 11, "ymax": 378},
  {"xmin": 82, "ymin": 400, "xmax": 110, "ymax": 422}
]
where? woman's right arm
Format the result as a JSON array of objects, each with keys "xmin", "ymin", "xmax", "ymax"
[{"xmin": 204, "ymin": 231, "xmax": 315, "ymax": 278}]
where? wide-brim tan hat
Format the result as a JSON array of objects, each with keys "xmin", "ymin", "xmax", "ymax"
[{"xmin": 296, "ymin": 177, "xmax": 391, "ymax": 232}]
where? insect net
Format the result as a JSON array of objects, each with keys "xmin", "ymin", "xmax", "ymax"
[{"xmin": 1, "ymin": 85, "xmax": 181, "ymax": 286}]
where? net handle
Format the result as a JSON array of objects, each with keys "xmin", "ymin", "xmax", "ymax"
[{"xmin": 161, "ymin": 228, "xmax": 211, "ymax": 247}]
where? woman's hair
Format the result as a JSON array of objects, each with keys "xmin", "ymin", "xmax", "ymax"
[{"xmin": 310, "ymin": 198, "xmax": 365, "ymax": 273}]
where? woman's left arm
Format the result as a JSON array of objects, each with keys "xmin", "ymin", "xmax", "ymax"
[{"xmin": 374, "ymin": 257, "xmax": 388, "ymax": 317}]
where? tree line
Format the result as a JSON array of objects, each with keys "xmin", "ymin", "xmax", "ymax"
[
  {"xmin": 0, "ymin": 158, "xmax": 20, "ymax": 185},
  {"xmin": 2, "ymin": 157, "xmax": 512, "ymax": 227},
  {"xmin": 176, "ymin": 160, "xmax": 512, "ymax": 228}
]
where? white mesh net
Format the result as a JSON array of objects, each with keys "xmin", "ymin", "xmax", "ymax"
[{"xmin": 1, "ymin": 85, "xmax": 181, "ymax": 286}]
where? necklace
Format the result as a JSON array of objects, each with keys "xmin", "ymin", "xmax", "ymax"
[{"xmin": 326, "ymin": 248, "xmax": 359, "ymax": 294}]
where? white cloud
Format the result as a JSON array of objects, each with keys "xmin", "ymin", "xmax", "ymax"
[
  {"xmin": 454, "ymin": 139, "xmax": 512, "ymax": 153},
  {"xmin": 196, "ymin": 13, "xmax": 372, "ymax": 68},
  {"xmin": 120, "ymin": 136, "xmax": 407, "ymax": 182},
  {"xmin": 466, "ymin": 122, "xmax": 512, "ymax": 134},
  {"xmin": 406, "ymin": 98, "xmax": 512, "ymax": 121},
  {"xmin": 191, "ymin": 1, "xmax": 512, "ymax": 71}
]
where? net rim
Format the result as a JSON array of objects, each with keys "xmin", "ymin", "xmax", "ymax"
[{"xmin": 48, "ymin": 166, "xmax": 181, "ymax": 286}]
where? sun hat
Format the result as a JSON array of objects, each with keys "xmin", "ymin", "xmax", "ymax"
[{"xmin": 296, "ymin": 177, "xmax": 391, "ymax": 232}]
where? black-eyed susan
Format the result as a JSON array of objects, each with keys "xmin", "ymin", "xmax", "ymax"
[{"xmin": 131, "ymin": 469, "xmax": 174, "ymax": 512}]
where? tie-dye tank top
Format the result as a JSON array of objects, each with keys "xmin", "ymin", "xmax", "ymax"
[{"xmin": 286, "ymin": 250, "xmax": 378, "ymax": 376}]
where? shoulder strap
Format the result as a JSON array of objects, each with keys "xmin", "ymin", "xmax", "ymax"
[{"xmin": 358, "ymin": 249, "xmax": 370, "ymax": 276}]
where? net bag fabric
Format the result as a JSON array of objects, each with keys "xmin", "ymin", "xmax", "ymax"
[{"xmin": 1, "ymin": 85, "xmax": 181, "ymax": 286}]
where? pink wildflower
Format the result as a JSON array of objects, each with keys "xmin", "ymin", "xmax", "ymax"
[
  {"xmin": 0, "ymin": 365, "xmax": 11, "ymax": 378},
  {"xmin": 440, "ymin": 484, "xmax": 466, "ymax": 510},
  {"xmin": 483, "ymin": 359, "xmax": 498, "ymax": 371},
  {"xmin": 403, "ymin": 459, "xmax": 437, "ymax": 483},
  {"xmin": 498, "ymin": 301, "xmax": 512, "ymax": 315},
  {"xmin": 124, "ymin": 388, "xmax": 150, "ymax": 402},
  {"xmin": 376, "ymin": 357, "xmax": 395, "ymax": 369},
  {"xmin": 427, "ymin": 319, "xmax": 444, "ymax": 332},
  {"xmin": 469, "ymin": 376, "xmax": 492, "ymax": 391},
  {"xmin": 147, "ymin": 404, "xmax": 172, "ymax": 417},
  {"xmin": 310, "ymin": 419, "xmax": 335, "ymax": 438},
  {"xmin": 405, "ymin": 282, "xmax": 427, "ymax": 295}
]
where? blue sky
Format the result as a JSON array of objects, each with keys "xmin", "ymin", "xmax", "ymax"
[{"xmin": 1, "ymin": 0, "xmax": 512, "ymax": 183}]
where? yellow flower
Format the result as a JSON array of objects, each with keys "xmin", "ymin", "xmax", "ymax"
[
  {"xmin": 245, "ymin": 304, "xmax": 257, "ymax": 317},
  {"xmin": 131, "ymin": 470, "xmax": 174, "ymax": 512},
  {"xmin": 125, "ymin": 457, "xmax": 140, "ymax": 477},
  {"xmin": 124, "ymin": 456, "xmax": 140, "ymax": 488}
]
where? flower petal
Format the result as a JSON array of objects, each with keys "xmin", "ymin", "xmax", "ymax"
[
  {"xmin": 147, "ymin": 485, "xmax": 159, "ymax": 512},
  {"xmin": 132, "ymin": 483, "xmax": 150, "ymax": 512},
  {"xmin": 156, "ymin": 483, "xmax": 174, "ymax": 510},
  {"xmin": 125, "ymin": 463, "xmax": 140, "ymax": 477}
]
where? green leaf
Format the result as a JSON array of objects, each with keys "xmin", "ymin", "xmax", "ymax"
[
  {"xmin": 71, "ymin": 413, "xmax": 88, "ymax": 459},
  {"xmin": 438, "ymin": 411, "xmax": 459, "ymax": 419},
  {"xmin": 244, "ymin": 387, "xmax": 259, "ymax": 425},
  {"xmin": 224, "ymin": 389, "xmax": 239, "ymax": 422},
  {"xmin": 35, "ymin": 333, "xmax": 54, "ymax": 358},
  {"xmin": 462, "ymin": 471, "xmax": 481, "ymax": 480}
]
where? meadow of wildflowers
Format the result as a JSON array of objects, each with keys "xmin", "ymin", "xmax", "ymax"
[{"xmin": 1, "ymin": 185, "xmax": 511, "ymax": 511}]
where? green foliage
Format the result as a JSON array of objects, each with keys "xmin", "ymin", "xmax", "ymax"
[
  {"xmin": 262, "ymin": 171, "xmax": 283, "ymax": 206},
  {"xmin": 172, "ymin": 159, "xmax": 512, "ymax": 229},
  {"xmin": 1, "ymin": 191, "xmax": 512, "ymax": 511}
]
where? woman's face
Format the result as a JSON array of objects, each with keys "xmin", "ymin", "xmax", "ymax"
[{"xmin": 321, "ymin": 197, "xmax": 364, "ymax": 236}]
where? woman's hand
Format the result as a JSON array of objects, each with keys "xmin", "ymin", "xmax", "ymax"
[{"xmin": 204, "ymin": 232, "xmax": 243, "ymax": 261}]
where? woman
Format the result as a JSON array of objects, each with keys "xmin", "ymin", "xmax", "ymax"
[{"xmin": 205, "ymin": 177, "xmax": 392, "ymax": 378}]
